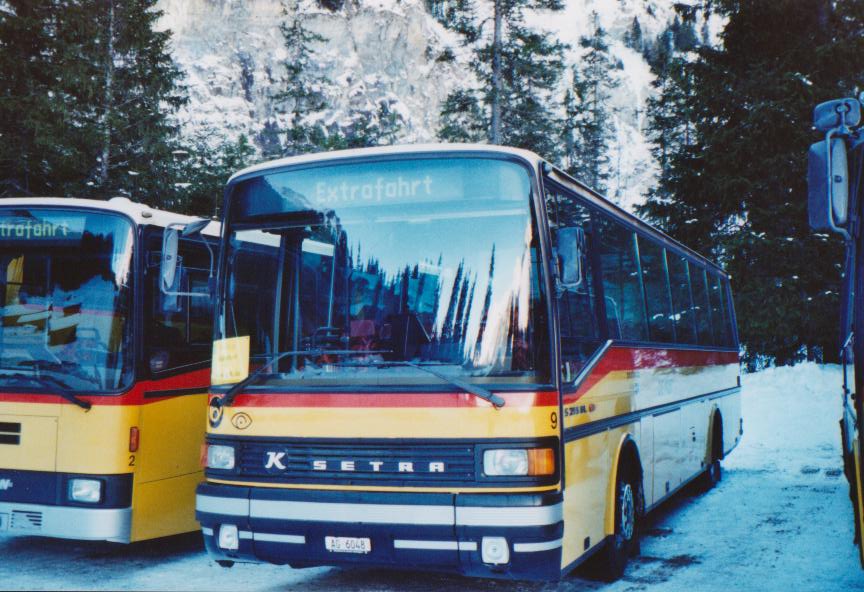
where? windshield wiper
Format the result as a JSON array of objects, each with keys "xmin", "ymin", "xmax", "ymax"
[
  {"xmin": 335, "ymin": 360, "xmax": 506, "ymax": 409},
  {"xmin": 219, "ymin": 349, "xmax": 392, "ymax": 407},
  {"xmin": 0, "ymin": 370, "xmax": 91, "ymax": 411}
]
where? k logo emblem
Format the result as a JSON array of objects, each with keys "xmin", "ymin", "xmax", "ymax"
[{"xmin": 208, "ymin": 397, "xmax": 224, "ymax": 428}]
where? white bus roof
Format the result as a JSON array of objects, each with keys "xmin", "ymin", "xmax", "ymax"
[
  {"xmin": 227, "ymin": 143, "xmax": 542, "ymax": 185},
  {"xmin": 0, "ymin": 196, "xmax": 220, "ymax": 237}
]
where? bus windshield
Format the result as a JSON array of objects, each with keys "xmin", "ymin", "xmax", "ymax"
[
  {"xmin": 221, "ymin": 156, "xmax": 551, "ymax": 388},
  {"xmin": 0, "ymin": 208, "xmax": 135, "ymax": 392}
]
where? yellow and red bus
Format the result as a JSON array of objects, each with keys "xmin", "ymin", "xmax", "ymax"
[
  {"xmin": 807, "ymin": 96, "xmax": 864, "ymax": 567},
  {"xmin": 0, "ymin": 197, "xmax": 217, "ymax": 543},
  {"xmin": 196, "ymin": 145, "xmax": 742, "ymax": 580}
]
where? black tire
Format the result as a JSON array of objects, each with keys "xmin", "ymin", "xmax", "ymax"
[
  {"xmin": 699, "ymin": 416, "xmax": 723, "ymax": 491},
  {"xmin": 595, "ymin": 461, "xmax": 641, "ymax": 581},
  {"xmin": 216, "ymin": 560, "xmax": 235, "ymax": 568}
]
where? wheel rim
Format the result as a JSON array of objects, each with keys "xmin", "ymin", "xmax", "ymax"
[{"xmin": 620, "ymin": 482, "xmax": 635, "ymax": 541}]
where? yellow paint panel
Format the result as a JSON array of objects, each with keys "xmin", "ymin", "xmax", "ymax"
[
  {"xmin": 56, "ymin": 403, "xmax": 139, "ymax": 474},
  {"xmin": 0, "ymin": 414, "xmax": 58, "ymax": 471},
  {"xmin": 212, "ymin": 405, "xmax": 560, "ymax": 439},
  {"xmin": 560, "ymin": 430, "xmax": 612, "ymax": 567},
  {"xmin": 130, "ymin": 471, "xmax": 203, "ymax": 542},
  {"xmin": 211, "ymin": 336, "xmax": 250, "ymax": 385},
  {"xmin": 854, "ymin": 439, "xmax": 864, "ymax": 568},
  {"xmin": 137, "ymin": 393, "xmax": 207, "ymax": 483}
]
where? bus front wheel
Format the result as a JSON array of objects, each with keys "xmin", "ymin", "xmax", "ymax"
[{"xmin": 596, "ymin": 460, "xmax": 642, "ymax": 581}]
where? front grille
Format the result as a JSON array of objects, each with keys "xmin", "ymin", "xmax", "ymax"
[
  {"xmin": 11, "ymin": 510, "xmax": 42, "ymax": 530},
  {"xmin": 219, "ymin": 439, "xmax": 477, "ymax": 487},
  {"xmin": 0, "ymin": 422, "xmax": 20, "ymax": 445}
]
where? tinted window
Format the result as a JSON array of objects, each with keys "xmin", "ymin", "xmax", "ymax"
[
  {"xmin": 689, "ymin": 263, "xmax": 713, "ymax": 344},
  {"xmin": 668, "ymin": 254, "xmax": 696, "ymax": 344},
  {"xmin": 708, "ymin": 273, "xmax": 732, "ymax": 347},
  {"xmin": 638, "ymin": 239, "xmax": 674, "ymax": 342},
  {"xmin": 147, "ymin": 233, "xmax": 215, "ymax": 374},
  {"xmin": 221, "ymin": 157, "xmax": 551, "ymax": 387},
  {"xmin": 545, "ymin": 187, "xmax": 602, "ymax": 380},
  {"xmin": 597, "ymin": 216, "xmax": 647, "ymax": 341},
  {"xmin": 0, "ymin": 209, "xmax": 134, "ymax": 392}
]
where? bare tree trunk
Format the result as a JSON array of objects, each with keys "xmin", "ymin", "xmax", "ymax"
[
  {"xmin": 98, "ymin": 0, "xmax": 115, "ymax": 188},
  {"xmin": 490, "ymin": 0, "xmax": 503, "ymax": 144}
]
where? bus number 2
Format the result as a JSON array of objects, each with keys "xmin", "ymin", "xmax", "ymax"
[{"xmin": 129, "ymin": 455, "xmax": 136, "ymax": 467}]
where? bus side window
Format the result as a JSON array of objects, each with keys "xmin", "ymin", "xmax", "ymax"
[
  {"xmin": 596, "ymin": 215, "xmax": 648, "ymax": 341},
  {"xmin": 689, "ymin": 263, "xmax": 713, "ymax": 345},
  {"xmin": 708, "ymin": 272, "xmax": 731, "ymax": 347},
  {"xmin": 147, "ymin": 233, "xmax": 213, "ymax": 375},
  {"xmin": 668, "ymin": 254, "xmax": 697, "ymax": 344},
  {"xmin": 638, "ymin": 238, "xmax": 675, "ymax": 343},
  {"xmin": 544, "ymin": 186, "xmax": 602, "ymax": 380}
]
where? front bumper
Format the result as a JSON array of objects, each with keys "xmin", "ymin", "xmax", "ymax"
[
  {"xmin": 196, "ymin": 483, "xmax": 564, "ymax": 580},
  {"xmin": 0, "ymin": 500, "xmax": 131, "ymax": 543}
]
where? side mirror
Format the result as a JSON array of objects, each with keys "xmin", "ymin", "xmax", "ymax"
[
  {"xmin": 808, "ymin": 137, "xmax": 850, "ymax": 236},
  {"xmin": 558, "ymin": 226, "xmax": 587, "ymax": 287},
  {"xmin": 813, "ymin": 99, "xmax": 861, "ymax": 133},
  {"xmin": 160, "ymin": 227, "xmax": 180, "ymax": 293},
  {"xmin": 160, "ymin": 219, "xmax": 216, "ymax": 298}
]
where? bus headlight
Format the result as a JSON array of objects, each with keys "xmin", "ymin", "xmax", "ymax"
[
  {"xmin": 206, "ymin": 445, "xmax": 236, "ymax": 470},
  {"xmin": 483, "ymin": 448, "xmax": 555, "ymax": 476},
  {"xmin": 69, "ymin": 479, "xmax": 102, "ymax": 503}
]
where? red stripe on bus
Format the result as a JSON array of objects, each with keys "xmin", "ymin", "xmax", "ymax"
[
  {"xmin": 225, "ymin": 390, "xmax": 560, "ymax": 409},
  {"xmin": 562, "ymin": 347, "xmax": 738, "ymax": 405},
  {"xmin": 0, "ymin": 367, "xmax": 211, "ymax": 406}
]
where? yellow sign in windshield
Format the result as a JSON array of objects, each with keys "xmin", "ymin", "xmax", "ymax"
[{"xmin": 211, "ymin": 336, "xmax": 250, "ymax": 385}]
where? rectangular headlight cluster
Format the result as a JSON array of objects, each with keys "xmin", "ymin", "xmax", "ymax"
[
  {"xmin": 206, "ymin": 444, "xmax": 236, "ymax": 470},
  {"xmin": 483, "ymin": 448, "xmax": 555, "ymax": 477}
]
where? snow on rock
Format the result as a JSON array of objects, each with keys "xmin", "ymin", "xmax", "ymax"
[
  {"xmin": 156, "ymin": 0, "xmax": 462, "ymax": 149},
  {"xmin": 154, "ymin": 0, "xmax": 700, "ymax": 212}
]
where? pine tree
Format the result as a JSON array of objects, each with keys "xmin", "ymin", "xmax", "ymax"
[
  {"xmin": 624, "ymin": 16, "xmax": 643, "ymax": 52},
  {"xmin": 277, "ymin": 3, "xmax": 328, "ymax": 156},
  {"xmin": 82, "ymin": 0, "xmax": 187, "ymax": 203},
  {"xmin": 171, "ymin": 134, "xmax": 256, "ymax": 217},
  {"xmin": 0, "ymin": 0, "xmax": 186, "ymax": 206},
  {"xmin": 276, "ymin": 3, "xmax": 403, "ymax": 155},
  {"xmin": 563, "ymin": 13, "xmax": 618, "ymax": 193},
  {"xmin": 437, "ymin": 0, "xmax": 566, "ymax": 157},
  {"xmin": 639, "ymin": 0, "xmax": 864, "ymax": 365}
]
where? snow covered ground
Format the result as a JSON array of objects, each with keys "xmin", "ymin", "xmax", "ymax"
[{"xmin": 2, "ymin": 363, "xmax": 864, "ymax": 590}]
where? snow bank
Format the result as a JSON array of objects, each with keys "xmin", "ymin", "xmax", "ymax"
[{"xmin": 729, "ymin": 363, "xmax": 843, "ymax": 476}]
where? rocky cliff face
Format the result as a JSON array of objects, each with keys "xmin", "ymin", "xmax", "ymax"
[
  {"xmin": 156, "ymin": 0, "xmax": 689, "ymax": 209},
  {"xmin": 157, "ymin": 0, "xmax": 462, "ymax": 143}
]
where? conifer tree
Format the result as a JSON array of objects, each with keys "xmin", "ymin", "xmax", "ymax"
[
  {"xmin": 0, "ymin": 1, "xmax": 70, "ymax": 196},
  {"xmin": 639, "ymin": 0, "xmax": 864, "ymax": 365},
  {"xmin": 277, "ymin": 3, "xmax": 403, "ymax": 155},
  {"xmin": 277, "ymin": 3, "xmax": 329, "ymax": 156},
  {"xmin": 0, "ymin": 0, "xmax": 187, "ymax": 207},
  {"xmin": 563, "ymin": 13, "xmax": 618, "ymax": 193},
  {"xmin": 82, "ymin": 0, "xmax": 187, "ymax": 203},
  {"xmin": 624, "ymin": 16, "xmax": 643, "ymax": 52},
  {"xmin": 437, "ymin": 0, "xmax": 566, "ymax": 157}
]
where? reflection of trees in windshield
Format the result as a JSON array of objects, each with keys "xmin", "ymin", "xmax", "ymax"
[{"xmin": 229, "ymin": 208, "xmax": 546, "ymax": 383}]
